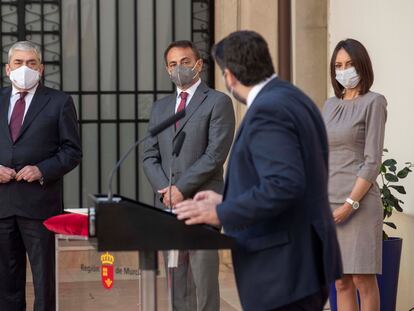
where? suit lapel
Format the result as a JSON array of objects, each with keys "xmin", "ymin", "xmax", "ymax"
[
  {"xmin": 232, "ymin": 112, "xmax": 248, "ymax": 144},
  {"xmin": 165, "ymin": 94, "xmax": 176, "ymax": 142},
  {"xmin": 223, "ymin": 78, "xmax": 281, "ymax": 197},
  {"xmin": 16, "ymin": 85, "xmax": 51, "ymax": 141},
  {"xmin": 223, "ymin": 117, "xmax": 246, "ymax": 198},
  {"xmin": 174, "ymin": 81, "xmax": 208, "ymax": 138},
  {"xmin": 0, "ymin": 87, "xmax": 12, "ymax": 143},
  {"xmin": 231, "ymin": 77, "xmax": 281, "ymax": 144}
]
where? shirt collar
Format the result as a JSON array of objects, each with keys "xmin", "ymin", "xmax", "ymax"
[
  {"xmin": 11, "ymin": 83, "xmax": 39, "ymax": 97},
  {"xmin": 246, "ymin": 74, "xmax": 277, "ymax": 108},
  {"xmin": 176, "ymin": 78, "xmax": 201, "ymax": 99}
]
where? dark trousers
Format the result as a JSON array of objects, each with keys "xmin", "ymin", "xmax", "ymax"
[
  {"xmin": 0, "ymin": 216, "xmax": 55, "ymax": 311},
  {"xmin": 270, "ymin": 287, "xmax": 329, "ymax": 311}
]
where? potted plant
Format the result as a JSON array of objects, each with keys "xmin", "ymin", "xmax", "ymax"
[
  {"xmin": 377, "ymin": 149, "xmax": 412, "ymax": 311},
  {"xmin": 380, "ymin": 149, "xmax": 413, "ymax": 238},
  {"xmin": 329, "ymin": 149, "xmax": 413, "ymax": 311}
]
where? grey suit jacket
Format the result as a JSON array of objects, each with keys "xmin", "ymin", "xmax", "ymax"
[{"xmin": 143, "ymin": 81, "xmax": 235, "ymax": 207}]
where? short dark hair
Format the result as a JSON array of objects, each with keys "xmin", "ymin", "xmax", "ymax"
[
  {"xmin": 164, "ymin": 40, "xmax": 201, "ymax": 65},
  {"xmin": 212, "ymin": 31, "xmax": 275, "ymax": 86},
  {"xmin": 330, "ymin": 38, "xmax": 374, "ymax": 98}
]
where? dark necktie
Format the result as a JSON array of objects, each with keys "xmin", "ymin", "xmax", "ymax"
[
  {"xmin": 175, "ymin": 91, "xmax": 188, "ymax": 129},
  {"xmin": 175, "ymin": 92, "xmax": 188, "ymax": 129},
  {"xmin": 9, "ymin": 92, "xmax": 28, "ymax": 142}
]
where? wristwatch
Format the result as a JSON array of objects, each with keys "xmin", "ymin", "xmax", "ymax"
[{"xmin": 345, "ymin": 197, "xmax": 360, "ymax": 210}]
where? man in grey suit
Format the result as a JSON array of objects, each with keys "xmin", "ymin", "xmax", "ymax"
[{"xmin": 143, "ymin": 40, "xmax": 235, "ymax": 311}]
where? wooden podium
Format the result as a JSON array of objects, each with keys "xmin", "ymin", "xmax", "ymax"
[{"xmin": 88, "ymin": 194, "xmax": 235, "ymax": 310}]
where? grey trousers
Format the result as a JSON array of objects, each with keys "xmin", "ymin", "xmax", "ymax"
[{"xmin": 166, "ymin": 250, "xmax": 220, "ymax": 311}]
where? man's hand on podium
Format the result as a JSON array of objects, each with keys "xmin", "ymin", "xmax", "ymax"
[
  {"xmin": 174, "ymin": 190, "xmax": 222, "ymax": 226},
  {"xmin": 194, "ymin": 191, "xmax": 223, "ymax": 205}
]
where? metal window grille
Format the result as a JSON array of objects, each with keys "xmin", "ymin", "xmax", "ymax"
[{"xmin": 0, "ymin": 0, "xmax": 214, "ymax": 208}]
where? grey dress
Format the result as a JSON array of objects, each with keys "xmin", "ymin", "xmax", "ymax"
[{"xmin": 322, "ymin": 91, "xmax": 387, "ymax": 274}]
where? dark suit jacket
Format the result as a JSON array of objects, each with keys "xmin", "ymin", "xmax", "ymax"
[
  {"xmin": 0, "ymin": 85, "xmax": 82, "ymax": 219},
  {"xmin": 143, "ymin": 81, "xmax": 235, "ymax": 207},
  {"xmin": 217, "ymin": 78, "xmax": 342, "ymax": 311}
]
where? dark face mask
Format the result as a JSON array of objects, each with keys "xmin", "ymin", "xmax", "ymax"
[{"xmin": 170, "ymin": 61, "xmax": 199, "ymax": 88}]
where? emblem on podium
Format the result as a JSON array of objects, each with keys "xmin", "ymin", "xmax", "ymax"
[{"xmin": 100, "ymin": 252, "xmax": 115, "ymax": 289}]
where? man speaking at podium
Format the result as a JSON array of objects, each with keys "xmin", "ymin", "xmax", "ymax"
[
  {"xmin": 175, "ymin": 31, "xmax": 342, "ymax": 311},
  {"xmin": 143, "ymin": 40, "xmax": 235, "ymax": 310}
]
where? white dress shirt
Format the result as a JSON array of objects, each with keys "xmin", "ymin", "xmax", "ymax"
[
  {"xmin": 246, "ymin": 74, "xmax": 277, "ymax": 108},
  {"xmin": 174, "ymin": 78, "xmax": 202, "ymax": 112}
]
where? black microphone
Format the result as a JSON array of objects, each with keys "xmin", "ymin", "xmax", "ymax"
[
  {"xmin": 149, "ymin": 109, "xmax": 186, "ymax": 137},
  {"xmin": 167, "ymin": 131, "xmax": 186, "ymax": 211},
  {"xmin": 107, "ymin": 110, "xmax": 186, "ymax": 201}
]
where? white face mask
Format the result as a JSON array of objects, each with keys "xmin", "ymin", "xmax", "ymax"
[
  {"xmin": 335, "ymin": 66, "xmax": 360, "ymax": 89},
  {"xmin": 9, "ymin": 65, "xmax": 41, "ymax": 90}
]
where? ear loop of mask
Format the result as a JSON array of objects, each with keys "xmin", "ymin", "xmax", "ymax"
[
  {"xmin": 222, "ymin": 71, "xmax": 234, "ymax": 97},
  {"xmin": 191, "ymin": 59, "xmax": 200, "ymax": 80},
  {"xmin": 230, "ymin": 87, "xmax": 235, "ymax": 99}
]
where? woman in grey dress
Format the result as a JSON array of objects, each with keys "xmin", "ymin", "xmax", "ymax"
[{"xmin": 323, "ymin": 39, "xmax": 387, "ymax": 311}]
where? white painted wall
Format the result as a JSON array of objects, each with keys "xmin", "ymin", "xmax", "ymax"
[
  {"xmin": 328, "ymin": 0, "xmax": 414, "ymax": 216},
  {"xmin": 328, "ymin": 1, "xmax": 414, "ymax": 309}
]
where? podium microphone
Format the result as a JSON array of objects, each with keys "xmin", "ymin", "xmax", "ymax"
[
  {"xmin": 107, "ymin": 109, "xmax": 186, "ymax": 201},
  {"xmin": 168, "ymin": 131, "xmax": 186, "ymax": 211}
]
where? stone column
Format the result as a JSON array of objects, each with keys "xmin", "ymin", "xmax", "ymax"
[
  {"xmin": 214, "ymin": 0, "xmax": 279, "ymax": 267},
  {"xmin": 292, "ymin": 0, "xmax": 328, "ymax": 108}
]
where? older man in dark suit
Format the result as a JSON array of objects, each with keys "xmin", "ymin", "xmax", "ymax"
[
  {"xmin": 175, "ymin": 31, "xmax": 343, "ymax": 311},
  {"xmin": 0, "ymin": 41, "xmax": 81, "ymax": 311}
]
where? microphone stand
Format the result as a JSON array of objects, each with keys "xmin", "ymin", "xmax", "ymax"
[
  {"xmin": 168, "ymin": 160, "xmax": 174, "ymax": 212},
  {"xmin": 167, "ymin": 131, "xmax": 186, "ymax": 310},
  {"xmin": 95, "ymin": 110, "xmax": 185, "ymax": 311},
  {"xmin": 167, "ymin": 131, "xmax": 186, "ymax": 211},
  {"xmin": 107, "ymin": 135, "xmax": 148, "ymax": 201},
  {"xmin": 106, "ymin": 109, "xmax": 185, "ymax": 201}
]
